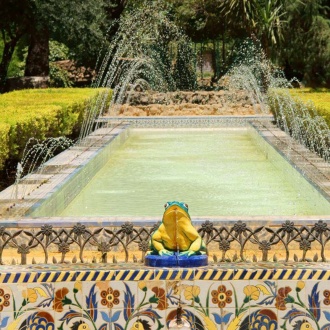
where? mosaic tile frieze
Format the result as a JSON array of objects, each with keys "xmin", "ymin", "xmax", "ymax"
[
  {"xmin": 1, "ymin": 220, "xmax": 330, "ymax": 266},
  {"xmin": 0, "ymin": 266, "xmax": 330, "ymax": 329}
]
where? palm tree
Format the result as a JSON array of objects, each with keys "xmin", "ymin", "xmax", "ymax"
[
  {"xmin": 220, "ymin": 0, "xmax": 259, "ymax": 36},
  {"xmin": 221, "ymin": 0, "xmax": 286, "ymax": 59},
  {"xmin": 254, "ymin": 0, "xmax": 286, "ymax": 59}
]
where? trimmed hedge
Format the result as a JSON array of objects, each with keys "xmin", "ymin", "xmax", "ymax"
[
  {"xmin": 0, "ymin": 123, "xmax": 10, "ymax": 170},
  {"xmin": 289, "ymin": 88, "xmax": 330, "ymax": 126},
  {"xmin": 268, "ymin": 88, "xmax": 330, "ymax": 161},
  {"xmin": 0, "ymin": 88, "xmax": 112, "ymax": 170}
]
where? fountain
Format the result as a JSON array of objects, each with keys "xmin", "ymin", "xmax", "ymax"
[
  {"xmin": 1, "ymin": 3, "xmax": 330, "ymax": 330},
  {"xmin": 12, "ymin": 136, "xmax": 73, "ymax": 200},
  {"xmin": 78, "ymin": 3, "xmax": 196, "ymax": 142},
  {"xmin": 225, "ymin": 39, "xmax": 330, "ymax": 164}
]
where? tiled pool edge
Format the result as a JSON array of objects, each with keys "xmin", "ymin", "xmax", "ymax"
[
  {"xmin": 251, "ymin": 120, "xmax": 330, "ymax": 205},
  {"xmin": 0, "ymin": 122, "xmax": 131, "ymax": 218},
  {"xmin": 28, "ymin": 124, "xmax": 132, "ymax": 217},
  {"xmin": 2, "ymin": 115, "xmax": 330, "ymax": 222}
]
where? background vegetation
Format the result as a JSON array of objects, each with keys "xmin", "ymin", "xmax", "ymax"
[
  {"xmin": 289, "ymin": 88, "xmax": 330, "ymax": 127},
  {"xmin": 290, "ymin": 88, "xmax": 330, "ymax": 113},
  {"xmin": 1, "ymin": 0, "xmax": 329, "ymax": 91}
]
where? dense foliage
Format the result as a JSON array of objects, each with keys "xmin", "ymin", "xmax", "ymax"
[
  {"xmin": 0, "ymin": 0, "xmax": 329, "ymax": 89},
  {"xmin": 0, "ymin": 0, "xmax": 126, "ymax": 91},
  {"xmin": 169, "ymin": 0, "xmax": 330, "ymax": 86}
]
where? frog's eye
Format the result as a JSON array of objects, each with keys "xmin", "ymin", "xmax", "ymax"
[
  {"xmin": 184, "ymin": 203, "xmax": 188, "ymax": 209},
  {"xmin": 164, "ymin": 202, "xmax": 170, "ymax": 209}
]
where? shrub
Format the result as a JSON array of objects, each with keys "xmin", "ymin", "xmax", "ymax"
[
  {"xmin": 49, "ymin": 41, "xmax": 73, "ymax": 87},
  {"xmin": 0, "ymin": 123, "xmax": 10, "ymax": 170},
  {"xmin": 268, "ymin": 88, "xmax": 330, "ymax": 161},
  {"xmin": 0, "ymin": 88, "xmax": 111, "ymax": 170},
  {"xmin": 289, "ymin": 88, "xmax": 330, "ymax": 126},
  {"xmin": 49, "ymin": 63, "xmax": 73, "ymax": 87}
]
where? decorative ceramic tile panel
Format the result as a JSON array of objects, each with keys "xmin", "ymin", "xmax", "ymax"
[{"xmin": 0, "ymin": 263, "xmax": 329, "ymax": 329}]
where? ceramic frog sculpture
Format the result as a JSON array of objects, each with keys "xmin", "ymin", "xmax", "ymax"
[{"xmin": 148, "ymin": 201, "xmax": 207, "ymax": 257}]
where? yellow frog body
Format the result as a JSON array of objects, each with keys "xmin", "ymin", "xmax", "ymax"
[{"xmin": 148, "ymin": 201, "xmax": 207, "ymax": 256}]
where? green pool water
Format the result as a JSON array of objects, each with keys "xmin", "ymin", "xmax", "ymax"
[{"xmin": 60, "ymin": 128, "xmax": 330, "ymax": 217}]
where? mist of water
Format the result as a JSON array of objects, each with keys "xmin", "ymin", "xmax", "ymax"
[
  {"xmin": 223, "ymin": 39, "xmax": 330, "ymax": 162},
  {"xmin": 78, "ymin": 3, "xmax": 197, "ymax": 142},
  {"xmin": 12, "ymin": 137, "xmax": 73, "ymax": 199}
]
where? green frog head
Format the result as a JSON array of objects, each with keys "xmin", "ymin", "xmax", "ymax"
[
  {"xmin": 164, "ymin": 201, "xmax": 189, "ymax": 213},
  {"xmin": 147, "ymin": 201, "xmax": 207, "ymax": 257},
  {"xmin": 162, "ymin": 201, "xmax": 190, "ymax": 224}
]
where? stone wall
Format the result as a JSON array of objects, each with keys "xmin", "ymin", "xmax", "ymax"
[
  {"xmin": 5, "ymin": 76, "xmax": 49, "ymax": 92},
  {"xmin": 127, "ymin": 91, "xmax": 250, "ymax": 105},
  {"xmin": 54, "ymin": 60, "xmax": 96, "ymax": 86},
  {"xmin": 113, "ymin": 91, "xmax": 263, "ymax": 116}
]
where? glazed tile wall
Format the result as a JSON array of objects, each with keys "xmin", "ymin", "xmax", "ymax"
[
  {"xmin": 0, "ymin": 263, "xmax": 330, "ymax": 329},
  {"xmin": 112, "ymin": 115, "xmax": 272, "ymax": 128}
]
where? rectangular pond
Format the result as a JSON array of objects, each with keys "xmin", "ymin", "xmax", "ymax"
[{"xmin": 53, "ymin": 127, "xmax": 330, "ymax": 217}]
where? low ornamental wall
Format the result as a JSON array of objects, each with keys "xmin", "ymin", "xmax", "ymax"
[
  {"xmin": 1, "ymin": 219, "xmax": 330, "ymax": 265},
  {"xmin": 0, "ymin": 262, "xmax": 330, "ymax": 329},
  {"xmin": 0, "ymin": 220, "xmax": 329, "ymax": 328}
]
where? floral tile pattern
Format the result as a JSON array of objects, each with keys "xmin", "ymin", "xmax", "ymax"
[{"xmin": 0, "ymin": 264, "xmax": 329, "ymax": 329}]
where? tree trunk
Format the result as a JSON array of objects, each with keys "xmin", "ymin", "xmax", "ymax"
[
  {"xmin": 200, "ymin": 42, "xmax": 204, "ymax": 82},
  {"xmin": 0, "ymin": 39, "xmax": 19, "ymax": 92},
  {"xmin": 24, "ymin": 25, "xmax": 49, "ymax": 77},
  {"xmin": 211, "ymin": 41, "xmax": 217, "ymax": 85},
  {"xmin": 222, "ymin": 31, "xmax": 226, "ymax": 65},
  {"xmin": 106, "ymin": 0, "xmax": 127, "ymax": 19}
]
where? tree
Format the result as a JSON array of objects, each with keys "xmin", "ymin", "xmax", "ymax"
[
  {"xmin": 0, "ymin": 0, "xmax": 128, "ymax": 91},
  {"xmin": 281, "ymin": 0, "xmax": 330, "ymax": 86},
  {"xmin": 24, "ymin": 3, "xmax": 50, "ymax": 77},
  {"xmin": 170, "ymin": 0, "xmax": 224, "ymax": 42},
  {"xmin": 169, "ymin": 0, "xmax": 228, "ymax": 81},
  {"xmin": 0, "ymin": 0, "xmax": 32, "ymax": 91},
  {"xmin": 221, "ymin": 0, "xmax": 286, "ymax": 59},
  {"xmin": 24, "ymin": 0, "xmax": 108, "ymax": 77},
  {"xmin": 254, "ymin": 0, "xmax": 286, "ymax": 59},
  {"xmin": 220, "ymin": 0, "xmax": 259, "ymax": 37}
]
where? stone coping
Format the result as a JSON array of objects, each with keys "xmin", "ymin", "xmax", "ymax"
[
  {"xmin": 252, "ymin": 120, "xmax": 330, "ymax": 204},
  {"xmin": 1, "ymin": 216, "xmax": 330, "ymax": 228},
  {"xmin": 0, "ymin": 262, "xmax": 330, "ymax": 283},
  {"xmin": 97, "ymin": 115, "xmax": 273, "ymax": 127},
  {"xmin": 0, "ymin": 122, "xmax": 130, "ymax": 218}
]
